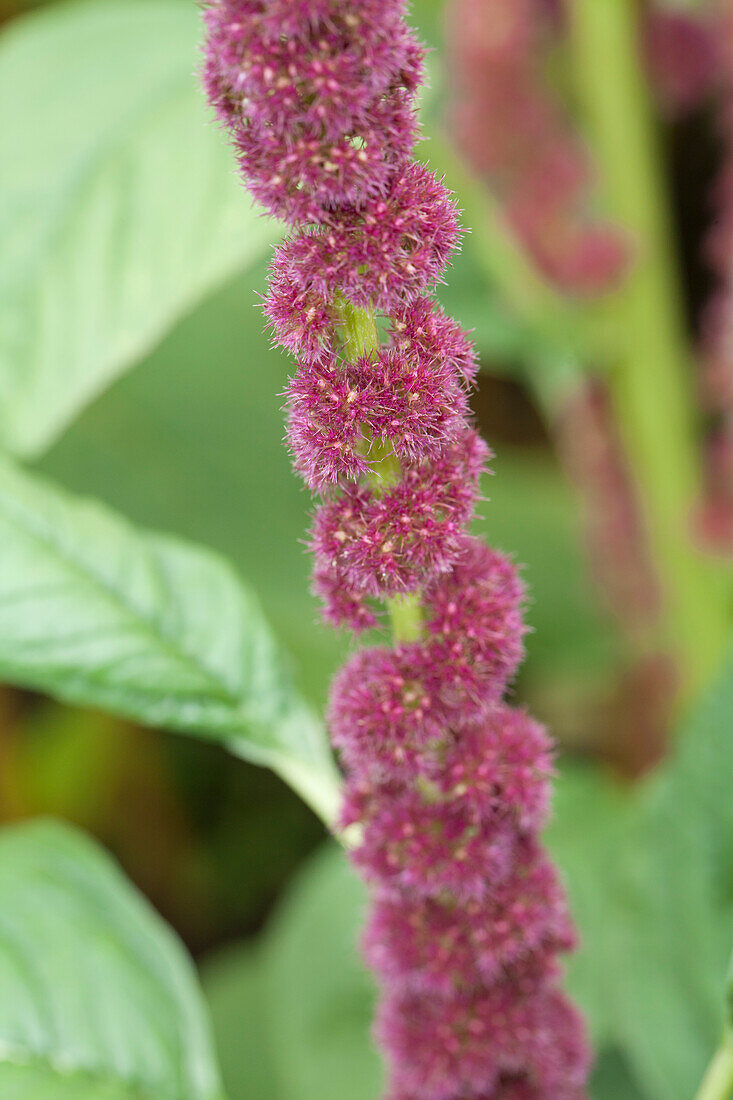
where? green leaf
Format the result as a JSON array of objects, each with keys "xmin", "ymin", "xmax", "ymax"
[
  {"xmin": 201, "ymin": 847, "xmax": 380, "ymax": 1100},
  {"xmin": 0, "ymin": 455, "xmax": 340, "ymax": 822},
  {"xmin": 263, "ymin": 845, "xmax": 381, "ymax": 1100},
  {"xmin": 38, "ymin": 264, "xmax": 349, "ymax": 712},
  {"xmin": 0, "ymin": 0, "xmax": 276, "ymax": 459},
  {"xmin": 591, "ymin": 1051, "xmax": 649, "ymax": 1100},
  {"xmin": 0, "ymin": 818, "xmax": 224, "ymax": 1099},
  {"xmin": 204, "ymin": 847, "xmax": 381, "ymax": 1100},
  {"xmin": 202, "ymin": 946, "xmax": 282, "ymax": 1100},
  {"xmin": 546, "ymin": 646, "xmax": 733, "ymax": 1100}
]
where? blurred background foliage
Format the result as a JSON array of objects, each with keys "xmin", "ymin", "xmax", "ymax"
[{"xmin": 1, "ymin": 0, "xmax": 733, "ymax": 1098}]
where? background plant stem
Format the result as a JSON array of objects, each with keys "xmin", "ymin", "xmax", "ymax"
[{"xmin": 569, "ymin": 0, "xmax": 728, "ymax": 703}]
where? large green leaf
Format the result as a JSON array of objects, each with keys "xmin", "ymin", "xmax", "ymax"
[
  {"xmin": 0, "ymin": 0, "xmax": 276, "ymax": 458},
  {"xmin": 263, "ymin": 847, "xmax": 381, "ymax": 1100},
  {"xmin": 203, "ymin": 946, "xmax": 282, "ymax": 1100},
  {"xmin": 0, "ymin": 818, "xmax": 224, "ymax": 1099},
  {"xmin": 0, "ymin": 455, "xmax": 340, "ymax": 822},
  {"xmin": 547, "ymin": 648, "xmax": 733, "ymax": 1100},
  {"xmin": 203, "ymin": 846, "xmax": 380, "ymax": 1100},
  {"xmin": 38, "ymin": 264, "xmax": 350, "ymax": 712}
]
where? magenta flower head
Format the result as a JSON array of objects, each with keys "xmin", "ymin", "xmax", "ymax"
[
  {"xmin": 328, "ymin": 642, "xmax": 454, "ymax": 778},
  {"xmin": 430, "ymin": 709, "xmax": 554, "ymax": 831},
  {"xmin": 342, "ymin": 777, "xmax": 519, "ymax": 901},
  {"xmin": 377, "ymin": 979, "xmax": 589, "ymax": 1100},
  {"xmin": 389, "ymin": 296, "xmax": 479, "ymax": 386},
  {"xmin": 203, "ymin": 0, "xmax": 591, "ymax": 1092},
  {"xmin": 271, "ymin": 161, "xmax": 462, "ymax": 309},
  {"xmin": 311, "ymin": 430, "xmax": 489, "ymax": 599},
  {"xmin": 328, "ymin": 574, "xmax": 527, "ymax": 779},
  {"xmin": 364, "ymin": 837, "xmax": 576, "ymax": 995},
  {"xmin": 203, "ymin": 0, "xmax": 424, "ymax": 223},
  {"xmin": 285, "ymin": 346, "xmax": 469, "ymax": 492}
]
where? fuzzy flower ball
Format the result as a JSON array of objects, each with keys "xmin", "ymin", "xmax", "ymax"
[
  {"xmin": 285, "ymin": 347, "xmax": 469, "ymax": 491},
  {"xmin": 311, "ymin": 430, "xmax": 489, "ymax": 598},
  {"xmin": 271, "ymin": 161, "xmax": 462, "ymax": 310},
  {"xmin": 342, "ymin": 778, "xmax": 519, "ymax": 901},
  {"xmin": 378, "ymin": 980, "xmax": 590, "ymax": 1100},
  {"xmin": 327, "ymin": 565, "xmax": 527, "ymax": 777},
  {"xmin": 203, "ymin": 0, "xmax": 424, "ymax": 222},
  {"xmin": 364, "ymin": 838, "xmax": 576, "ymax": 995}
]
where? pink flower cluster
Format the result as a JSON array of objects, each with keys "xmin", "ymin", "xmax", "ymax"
[
  {"xmin": 203, "ymin": 1, "xmax": 590, "ymax": 1096},
  {"xmin": 203, "ymin": 0, "xmax": 422, "ymax": 223},
  {"xmin": 445, "ymin": 0, "xmax": 628, "ymax": 296}
]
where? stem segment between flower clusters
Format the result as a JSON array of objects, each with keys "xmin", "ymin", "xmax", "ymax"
[
  {"xmin": 569, "ymin": 0, "xmax": 729, "ymax": 704},
  {"xmin": 337, "ymin": 296, "xmax": 424, "ymax": 645}
]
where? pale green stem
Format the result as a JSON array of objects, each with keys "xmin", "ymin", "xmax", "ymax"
[
  {"xmin": 695, "ymin": 1038, "xmax": 733, "ymax": 1100},
  {"xmin": 569, "ymin": 0, "xmax": 728, "ymax": 702},
  {"xmin": 336, "ymin": 297, "xmax": 423, "ymax": 644},
  {"xmin": 273, "ymin": 755, "xmax": 342, "ymax": 829}
]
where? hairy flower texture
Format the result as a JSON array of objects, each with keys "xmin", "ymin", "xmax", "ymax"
[
  {"xmin": 378, "ymin": 979, "xmax": 590, "ymax": 1100},
  {"xmin": 286, "ymin": 347, "xmax": 469, "ymax": 491},
  {"xmin": 388, "ymin": 297, "xmax": 479, "ymax": 386},
  {"xmin": 271, "ymin": 161, "xmax": 461, "ymax": 310},
  {"xmin": 422, "ymin": 535, "xmax": 527, "ymax": 707},
  {"xmin": 233, "ymin": 94, "xmax": 418, "ymax": 223},
  {"xmin": 203, "ymin": 0, "xmax": 423, "ymax": 222},
  {"xmin": 344, "ymin": 707, "xmax": 553, "ymax": 898},
  {"xmin": 311, "ymin": 430, "xmax": 488, "ymax": 599},
  {"xmin": 329, "ymin": 643, "xmax": 452, "ymax": 775},
  {"xmin": 431, "ymin": 712, "xmax": 553, "ymax": 832},
  {"xmin": 203, "ymin": 0, "xmax": 589, "ymax": 1093},
  {"xmin": 343, "ymin": 778, "xmax": 518, "ymax": 902},
  {"xmin": 312, "ymin": 558, "xmax": 379, "ymax": 633},
  {"xmin": 329, "ymin": 573, "xmax": 526, "ymax": 778},
  {"xmin": 255, "ymin": 0, "xmax": 407, "ymax": 41},
  {"xmin": 445, "ymin": 0, "xmax": 627, "ymax": 296},
  {"xmin": 364, "ymin": 839, "xmax": 575, "ymax": 996},
  {"xmin": 263, "ymin": 265, "xmax": 340, "ymax": 362}
]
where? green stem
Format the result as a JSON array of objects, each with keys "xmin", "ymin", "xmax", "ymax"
[
  {"xmin": 336, "ymin": 297, "xmax": 423, "ymax": 645},
  {"xmin": 388, "ymin": 592, "xmax": 424, "ymax": 644},
  {"xmin": 569, "ymin": 0, "xmax": 728, "ymax": 701},
  {"xmin": 695, "ymin": 1039, "xmax": 733, "ymax": 1100}
]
